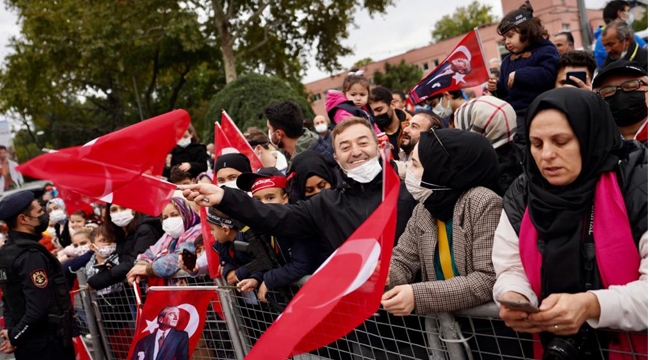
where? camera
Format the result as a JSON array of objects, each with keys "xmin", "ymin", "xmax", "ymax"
[{"xmin": 542, "ymin": 327, "xmax": 595, "ymax": 360}]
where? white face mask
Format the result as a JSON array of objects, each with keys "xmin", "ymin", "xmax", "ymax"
[
  {"xmin": 270, "ymin": 150, "xmax": 288, "ymax": 173},
  {"xmin": 177, "ymin": 138, "xmax": 191, "ymax": 148},
  {"xmin": 433, "ymin": 100, "xmax": 452, "ymax": 119},
  {"xmin": 343, "ymin": 157, "xmax": 382, "ymax": 184},
  {"xmin": 68, "ymin": 226, "xmax": 77, "ymax": 236},
  {"xmin": 162, "ymin": 216, "xmax": 185, "ymax": 239},
  {"xmin": 94, "ymin": 244, "xmax": 116, "ymax": 258},
  {"xmin": 405, "ymin": 169, "xmax": 433, "ymax": 203},
  {"xmin": 71, "ymin": 244, "xmax": 91, "ymax": 257},
  {"xmin": 626, "ymin": 12, "xmax": 634, "ymax": 25},
  {"xmin": 111, "ymin": 210, "xmax": 135, "ymax": 227},
  {"xmin": 314, "ymin": 124, "xmax": 328, "ymax": 134},
  {"xmin": 220, "ymin": 180, "xmax": 239, "ymax": 190},
  {"xmin": 50, "ymin": 209, "xmax": 67, "ymax": 225}
]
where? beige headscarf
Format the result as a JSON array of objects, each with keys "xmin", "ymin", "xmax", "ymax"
[{"xmin": 454, "ymin": 96, "xmax": 517, "ymax": 149}]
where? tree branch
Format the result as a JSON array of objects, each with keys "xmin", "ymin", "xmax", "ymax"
[
  {"xmin": 145, "ymin": 46, "xmax": 161, "ymax": 117},
  {"xmin": 232, "ymin": 0, "xmax": 269, "ymax": 39},
  {"xmin": 236, "ymin": 26, "xmax": 270, "ymax": 59},
  {"xmin": 167, "ymin": 65, "xmax": 191, "ymax": 111}
]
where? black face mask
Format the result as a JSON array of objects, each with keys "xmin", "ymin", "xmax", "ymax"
[
  {"xmin": 28, "ymin": 213, "xmax": 50, "ymax": 234},
  {"xmin": 605, "ymin": 90, "xmax": 648, "ymax": 127},
  {"xmin": 374, "ymin": 111, "xmax": 393, "ymax": 129}
]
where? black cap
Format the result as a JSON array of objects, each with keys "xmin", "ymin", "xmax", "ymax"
[
  {"xmin": 236, "ymin": 167, "xmax": 285, "ymax": 192},
  {"xmin": 214, "ymin": 153, "xmax": 252, "ymax": 174},
  {"xmin": 0, "ymin": 191, "xmax": 35, "ymax": 221},
  {"xmin": 205, "ymin": 208, "xmax": 235, "ymax": 228},
  {"xmin": 593, "ymin": 61, "xmax": 648, "ymax": 88}
]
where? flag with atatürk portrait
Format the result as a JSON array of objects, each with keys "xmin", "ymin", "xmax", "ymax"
[
  {"xmin": 409, "ymin": 28, "xmax": 489, "ymax": 104},
  {"xmin": 127, "ymin": 287, "xmax": 217, "ymax": 360}
]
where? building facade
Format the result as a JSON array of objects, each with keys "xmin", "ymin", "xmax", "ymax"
[{"xmin": 304, "ymin": 0, "xmax": 604, "ymax": 116}]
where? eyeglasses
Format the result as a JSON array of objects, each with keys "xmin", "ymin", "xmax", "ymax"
[
  {"xmin": 595, "ymin": 79, "xmax": 648, "ymax": 99},
  {"xmin": 428, "ymin": 127, "xmax": 449, "ymax": 157}
]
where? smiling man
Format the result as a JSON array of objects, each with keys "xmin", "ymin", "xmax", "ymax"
[{"xmin": 181, "ymin": 117, "xmax": 416, "ymax": 257}]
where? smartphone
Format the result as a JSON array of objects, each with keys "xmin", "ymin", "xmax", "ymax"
[
  {"xmin": 498, "ymin": 297, "xmax": 540, "ymax": 313},
  {"xmin": 181, "ymin": 249, "xmax": 197, "ymax": 270},
  {"xmin": 565, "ymin": 71, "xmax": 587, "ymax": 87}
]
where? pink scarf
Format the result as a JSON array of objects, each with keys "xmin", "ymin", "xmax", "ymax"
[{"xmin": 520, "ymin": 172, "xmax": 647, "ymax": 360}]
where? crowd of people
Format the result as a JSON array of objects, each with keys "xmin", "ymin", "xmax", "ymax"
[{"xmin": 0, "ymin": 0, "xmax": 646, "ymax": 359}]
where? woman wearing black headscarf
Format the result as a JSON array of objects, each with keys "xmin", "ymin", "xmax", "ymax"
[
  {"xmin": 494, "ymin": 88, "xmax": 647, "ymax": 359},
  {"xmin": 287, "ymin": 150, "xmax": 338, "ymax": 201},
  {"xmin": 382, "ymin": 128, "xmax": 502, "ymax": 315}
]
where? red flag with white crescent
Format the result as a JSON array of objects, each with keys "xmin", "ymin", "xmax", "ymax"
[
  {"xmin": 408, "ymin": 28, "xmax": 489, "ymax": 104},
  {"xmin": 17, "ymin": 110, "xmax": 188, "ymax": 216},
  {"xmin": 245, "ymin": 154, "xmax": 400, "ymax": 359},
  {"xmin": 127, "ymin": 287, "xmax": 217, "ymax": 360},
  {"xmin": 220, "ymin": 111, "xmax": 264, "ymax": 172}
]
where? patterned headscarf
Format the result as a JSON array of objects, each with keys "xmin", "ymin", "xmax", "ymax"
[
  {"xmin": 454, "ymin": 96, "xmax": 517, "ymax": 149},
  {"xmin": 170, "ymin": 197, "xmax": 199, "ymax": 230},
  {"xmin": 47, "ymin": 198, "xmax": 66, "ymax": 213}
]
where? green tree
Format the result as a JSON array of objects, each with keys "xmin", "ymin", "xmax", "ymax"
[
  {"xmin": 431, "ymin": 1, "xmax": 497, "ymax": 42},
  {"xmin": 632, "ymin": 8, "xmax": 648, "ymax": 32},
  {"xmin": 373, "ymin": 60, "xmax": 423, "ymax": 92},
  {"xmin": 205, "ymin": 73, "xmax": 314, "ymax": 142},
  {"xmin": 354, "ymin": 57, "xmax": 374, "ymax": 68},
  {"xmin": 0, "ymin": 0, "xmax": 225, "ymax": 157},
  {"xmin": 195, "ymin": 0, "xmax": 394, "ymax": 83}
]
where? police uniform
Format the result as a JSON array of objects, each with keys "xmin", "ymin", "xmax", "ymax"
[{"xmin": 0, "ymin": 191, "xmax": 75, "ymax": 360}]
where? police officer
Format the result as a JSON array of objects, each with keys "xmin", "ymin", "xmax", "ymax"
[{"xmin": 0, "ymin": 191, "xmax": 74, "ymax": 359}]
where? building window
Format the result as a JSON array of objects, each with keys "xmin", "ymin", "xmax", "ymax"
[
  {"xmin": 311, "ymin": 93, "xmax": 322, "ymax": 102},
  {"xmin": 433, "ymin": 59, "xmax": 439, "ymax": 66},
  {"xmin": 423, "ymin": 62, "xmax": 429, "ymax": 71},
  {"xmin": 562, "ymin": 23, "xmax": 570, "ymax": 31}
]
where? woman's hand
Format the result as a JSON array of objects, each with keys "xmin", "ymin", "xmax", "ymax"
[
  {"xmin": 527, "ymin": 293, "xmax": 600, "ymax": 336},
  {"xmin": 498, "ymin": 291, "xmax": 544, "ymax": 333},
  {"xmin": 237, "ymin": 278, "xmax": 259, "ymax": 293},
  {"xmin": 380, "ymin": 285, "xmax": 415, "ymax": 316},
  {"xmin": 126, "ymin": 263, "xmax": 149, "ymax": 285}
]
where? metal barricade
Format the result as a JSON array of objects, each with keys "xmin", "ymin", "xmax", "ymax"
[
  {"xmin": 75, "ymin": 271, "xmax": 105, "ymax": 360},
  {"xmin": 78, "ymin": 269, "xmax": 647, "ymax": 360}
]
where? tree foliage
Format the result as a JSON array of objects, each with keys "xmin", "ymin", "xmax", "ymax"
[
  {"xmin": 205, "ymin": 73, "xmax": 314, "ymax": 142},
  {"xmin": 431, "ymin": 1, "xmax": 497, "ymax": 42},
  {"xmin": 632, "ymin": 8, "xmax": 648, "ymax": 33},
  {"xmin": 373, "ymin": 60, "xmax": 423, "ymax": 92},
  {"xmin": 354, "ymin": 57, "xmax": 374, "ymax": 68},
  {"xmin": 196, "ymin": 0, "xmax": 394, "ymax": 83},
  {"xmin": 0, "ymin": 0, "xmax": 225, "ymax": 161}
]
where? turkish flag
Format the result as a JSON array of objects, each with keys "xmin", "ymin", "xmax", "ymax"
[
  {"xmin": 213, "ymin": 121, "xmax": 234, "ymax": 156},
  {"xmin": 245, "ymin": 153, "xmax": 400, "ymax": 359},
  {"xmin": 199, "ymin": 207, "xmax": 221, "ymax": 280},
  {"xmin": 409, "ymin": 28, "xmax": 489, "ymax": 104},
  {"xmin": 127, "ymin": 287, "xmax": 217, "ymax": 360},
  {"xmin": 221, "ymin": 111, "xmax": 264, "ymax": 172},
  {"xmin": 56, "ymin": 186, "xmax": 95, "ymax": 216},
  {"xmin": 17, "ymin": 110, "xmax": 188, "ymax": 216}
]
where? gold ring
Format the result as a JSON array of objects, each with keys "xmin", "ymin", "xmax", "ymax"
[{"xmin": 554, "ymin": 324, "xmax": 559, "ymax": 331}]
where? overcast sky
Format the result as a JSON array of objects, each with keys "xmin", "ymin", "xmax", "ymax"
[{"xmin": 0, "ymin": 0, "xmax": 613, "ymax": 84}]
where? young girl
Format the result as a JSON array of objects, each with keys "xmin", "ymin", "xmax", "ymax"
[
  {"xmin": 325, "ymin": 69, "xmax": 380, "ymax": 133},
  {"xmin": 68, "ymin": 210, "xmax": 87, "ymax": 236},
  {"xmin": 58, "ymin": 227, "xmax": 92, "ymax": 263},
  {"xmin": 487, "ymin": 1, "xmax": 559, "ymax": 137}
]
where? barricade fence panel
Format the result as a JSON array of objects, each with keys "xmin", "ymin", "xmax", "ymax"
[{"xmin": 76, "ymin": 272, "xmax": 648, "ymax": 360}]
